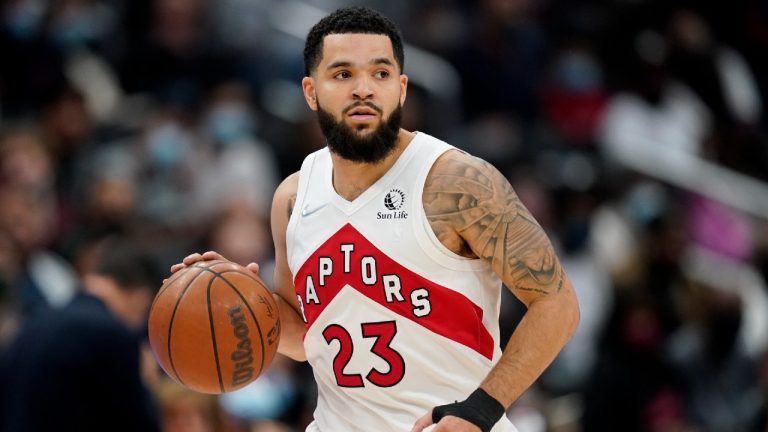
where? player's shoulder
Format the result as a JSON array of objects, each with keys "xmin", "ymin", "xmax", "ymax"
[
  {"xmin": 275, "ymin": 171, "xmax": 300, "ymax": 196},
  {"xmin": 426, "ymin": 148, "xmax": 503, "ymax": 188},
  {"xmin": 271, "ymin": 172, "xmax": 299, "ymax": 218}
]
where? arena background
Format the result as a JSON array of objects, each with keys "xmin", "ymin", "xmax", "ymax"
[{"xmin": 1, "ymin": 0, "xmax": 768, "ymax": 431}]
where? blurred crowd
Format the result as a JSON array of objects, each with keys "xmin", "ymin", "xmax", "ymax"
[{"xmin": 1, "ymin": 0, "xmax": 768, "ymax": 431}]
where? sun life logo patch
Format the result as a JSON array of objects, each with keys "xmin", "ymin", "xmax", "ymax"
[{"xmin": 384, "ymin": 189, "xmax": 405, "ymax": 211}]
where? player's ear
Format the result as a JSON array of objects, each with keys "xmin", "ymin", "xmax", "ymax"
[
  {"xmin": 399, "ymin": 74, "xmax": 408, "ymax": 106},
  {"xmin": 302, "ymin": 77, "xmax": 318, "ymax": 111}
]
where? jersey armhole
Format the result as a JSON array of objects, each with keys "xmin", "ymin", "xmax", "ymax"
[
  {"xmin": 286, "ymin": 152, "xmax": 319, "ymax": 272},
  {"xmin": 411, "ymin": 147, "xmax": 488, "ymax": 272}
]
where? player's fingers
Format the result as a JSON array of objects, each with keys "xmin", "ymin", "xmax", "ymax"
[
  {"xmin": 410, "ymin": 411, "xmax": 434, "ymax": 432},
  {"xmin": 246, "ymin": 262, "xmax": 260, "ymax": 275},
  {"xmin": 170, "ymin": 262, "xmax": 186, "ymax": 273},
  {"xmin": 182, "ymin": 253, "xmax": 203, "ymax": 265},
  {"xmin": 201, "ymin": 250, "xmax": 225, "ymax": 261}
]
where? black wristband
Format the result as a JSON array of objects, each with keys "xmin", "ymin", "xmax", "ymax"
[{"xmin": 431, "ymin": 388, "xmax": 506, "ymax": 432}]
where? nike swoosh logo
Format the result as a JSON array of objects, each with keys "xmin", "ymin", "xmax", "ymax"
[{"xmin": 301, "ymin": 203, "xmax": 328, "ymax": 217}]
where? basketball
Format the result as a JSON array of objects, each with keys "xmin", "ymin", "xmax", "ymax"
[{"xmin": 148, "ymin": 260, "xmax": 280, "ymax": 394}]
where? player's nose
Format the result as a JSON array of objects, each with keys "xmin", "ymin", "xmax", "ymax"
[{"xmin": 352, "ymin": 76, "xmax": 374, "ymax": 100}]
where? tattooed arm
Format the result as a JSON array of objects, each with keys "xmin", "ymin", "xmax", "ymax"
[
  {"xmin": 423, "ymin": 150, "xmax": 580, "ymax": 409},
  {"xmin": 270, "ymin": 172, "xmax": 308, "ymax": 361}
]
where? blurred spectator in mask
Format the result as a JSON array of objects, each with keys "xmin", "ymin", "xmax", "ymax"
[
  {"xmin": 540, "ymin": 42, "xmax": 608, "ymax": 147},
  {"xmin": 195, "ymin": 81, "xmax": 279, "ymax": 221},
  {"xmin": 42, "ymin": 0, "xmax": 116, "ymax": 52},
  {"xmin": 135, "ymin": 108, "xmax": 203, "ymax": 228},
  {"xmin": 0, "ymin": 124, "xmax": 77, "ymax": 318},
  {"xmin": 0, "ymin": 235, "xmax": 161, "ymax": 432}
]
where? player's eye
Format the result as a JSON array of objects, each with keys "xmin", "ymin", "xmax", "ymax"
[
  {"xmin": 334, "ymin": 71, "xmax": 351, "ymax": 80},
  {"xmin": 374, "ymin": 70, "xmax": 390, "ymax": 79}
]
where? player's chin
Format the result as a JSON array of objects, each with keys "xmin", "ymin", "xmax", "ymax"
[
  {"xmin": 346, "ymin": 118, "xmax": 379, "ymax": 130},
  {"xmin": 354, "ymin": 126, "xmax": 377, "ymax": 135},
  {"xmin": 348, "ymin": 125, "xmax": 378, "ymax": 137}
]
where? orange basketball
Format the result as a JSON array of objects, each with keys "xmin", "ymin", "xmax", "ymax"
[{"xmin": 148, "ymin": 260, "xmax": 280, "ymax": 394}]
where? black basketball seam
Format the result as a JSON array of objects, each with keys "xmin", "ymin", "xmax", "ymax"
[
  {"xmin": 149, "ymin": 270, "xmax": 185, "ymax": 315},
  {"xmin": 207, "ymin": 275, "xmax": 226, "ymax": 393},
  {"xmin": 217, "ymin": 267, "xmax": 267, "ymax": 286},
  {"xmin": 218, "ymin": 272, "xmax": 268, "ymax": 379},
  {"xmin": 153, "ymin": 260, "xmax": 227, "ymax": 315},
  {"xmin": 167, "ymin": 266, "xmax": 213, "ymax": 386}
]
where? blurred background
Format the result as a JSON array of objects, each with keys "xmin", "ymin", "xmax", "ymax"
[{"xmin": 1, "ymin": 0, "xmax": 767, "ymax": 431}]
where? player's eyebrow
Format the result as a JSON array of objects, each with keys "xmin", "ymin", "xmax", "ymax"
[
  {"xmin": 326, "ymin": 58, "xmax": 395, "ymax": 70},
  {"xmin": 370, "ymin": 57, "xmax": 395, "ymax": 67},
  {"xmin": 326, "ymin": 61, "xmax": 352, "ymax": 70}
]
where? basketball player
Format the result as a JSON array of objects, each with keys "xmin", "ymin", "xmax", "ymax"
[{"xmin": 173, "ymin": 6, "xmax": 579, "ymax": 432}]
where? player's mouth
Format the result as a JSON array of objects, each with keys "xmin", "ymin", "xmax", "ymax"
[
  {"xmin": 343, "ymin": 102, "xmax": 382, "ymax": 123},
  {"xmin": 347, "ymin": 107, "xmax": 379, "ymax": 122}
]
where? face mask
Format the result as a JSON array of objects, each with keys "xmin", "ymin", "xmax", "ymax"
[
  {"xmin": 146, "ymin": 123, "xmax": 191, "ymax": 169},
  {"xmin": 218, "ymin": 367, "xmax": 297, "ymax": 420},
  {"xmin": 3, "ymin": 0, "xmax": 44, "ymax": 40},
  {"xmin": 51, "ymin": 10, "xmax": 100, "ymax": 49},
  {"xmin": 554, "ymin": 52, "xmax": 602, "ymax": 92},
  {"xmin": 624, "ymin": 182, "xmax": 668, "ymax": 226},
  {"xmin": 204, "ymin": 104, "xmax": 254, "ymax": 144}
]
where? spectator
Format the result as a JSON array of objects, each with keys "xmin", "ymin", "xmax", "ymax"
[
  {"xmin": 0, "ymin": 124, "xmax": 77, "ymax": 317},
  {"xmin": 0, "ymin": 235, "xmax": 161, "ymax": 432}
]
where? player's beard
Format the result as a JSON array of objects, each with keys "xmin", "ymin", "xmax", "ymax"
[{"xmin": 316, "ymin": 101, "xmax": 403, "ymax": 164}]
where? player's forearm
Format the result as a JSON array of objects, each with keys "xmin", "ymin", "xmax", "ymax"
[
  {"xmin": 273, "ymin": 293, "xmax": 308, "ymax": 362},
  {"xmin": 481, "ymin": 285, "xmax": 579, "ymax": 408}
]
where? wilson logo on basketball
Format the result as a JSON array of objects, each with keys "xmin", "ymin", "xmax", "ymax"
[
  {"xmin": 378, "ymin": 189, "xmax": 408, "ymax": 220},
  {"xmin": 228, "ymin": 305, "xmax": 255, "ymax": 386}
]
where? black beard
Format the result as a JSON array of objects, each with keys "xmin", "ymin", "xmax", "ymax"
[{"xmin": 316, "ymin": 101, "xmax": 402, "ymax": 164}]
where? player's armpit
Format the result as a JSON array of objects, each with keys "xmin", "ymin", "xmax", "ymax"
[
  {"xmin": 271, "ymin": 172, "xmax": 307, "ymax": 361},
  {"xmin": 424, "ymin": 151, "xmax": 563, "ymax": 305}
]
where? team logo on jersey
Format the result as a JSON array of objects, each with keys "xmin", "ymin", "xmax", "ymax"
[
  {"xmin": 379, "ymin": 189, "xmax": 408, "ymax": 220},
  {"xmin": 384, "ymin": 189, "xmax": 405, "ymax": 210}
]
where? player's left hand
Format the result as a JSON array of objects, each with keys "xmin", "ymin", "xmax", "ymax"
[
  {"xmin": 166, "ymin": 251, "xmax": 261, "ymax": 283},
  {"xmin": 411, "ymin": 411, "xmax": 482, "ymax": 432}
]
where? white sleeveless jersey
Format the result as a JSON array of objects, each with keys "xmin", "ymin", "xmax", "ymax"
[{"xmin": 286, "ymin": 132, "xmax": 517, "ymax": 432}]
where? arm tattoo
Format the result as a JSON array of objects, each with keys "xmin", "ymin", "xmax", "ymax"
[
  {"xmin": 424, "ymin": 153, "xmax": 563, "ymax": 297},
  {"xmin": 287, "ymin": 195, "xmax": 296, "ymax": 218}
]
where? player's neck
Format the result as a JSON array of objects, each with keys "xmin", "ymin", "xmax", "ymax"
[{"xmin": 330, "ymin": 129, "xmax": 416, "ymax": 202}]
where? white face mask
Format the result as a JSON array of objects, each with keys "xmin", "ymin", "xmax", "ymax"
[
  {"xmin": 146, "ymin": 123, "xmax": 192, "ymax": 169},
  {"xmin": 51, "ymin": 8, "xmax": 99, "ymax": 49},
  {"xmin": 4, "ymin": 0, "xmax": 45, "ymax": 40},
  {"xmin": 204, "ymin": 103, "xmax": 255, "ymax": 144}
]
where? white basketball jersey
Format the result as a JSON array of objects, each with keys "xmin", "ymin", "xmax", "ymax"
[{"xmin": 286, "ymin": 132, "xmax": 517, "ymax": 432}]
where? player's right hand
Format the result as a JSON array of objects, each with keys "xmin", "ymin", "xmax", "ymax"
[{"xmin": 168, "ymin": 251, "xmax": 261, "ymax": 278}]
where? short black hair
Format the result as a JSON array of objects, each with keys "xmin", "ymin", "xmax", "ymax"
[
  {"xmin": 93, "ymin": 237, "xmax": 159, "ymax": 293},
  {"xmin": 303, "ymin": 6, "xmax": 404, "ymax": 76}
]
